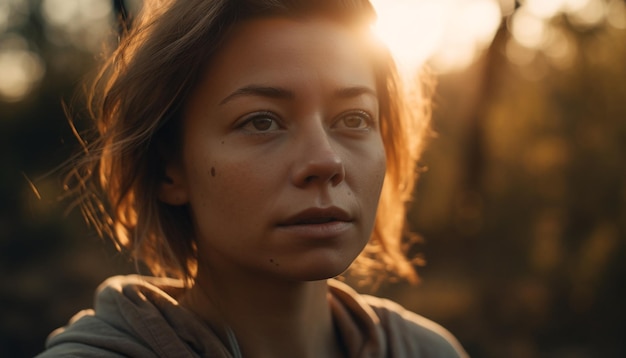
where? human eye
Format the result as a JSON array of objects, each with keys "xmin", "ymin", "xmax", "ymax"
[
  {"xmin": 333, "ymin": 110, "xmax": 374, "ymax": 130},
  {"xmin": 238, "ymin": 111, "xmax": 282, "ymax": 133}
]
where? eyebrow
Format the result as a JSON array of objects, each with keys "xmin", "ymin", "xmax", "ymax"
[
  {"xmin": 219, "ymin": 85, "xmax": 294, "ymax": 105},
  {"xmin": 333, "ymin": 86, "xmax": 378, "ymax": 99},
  {"xmin": 219, "ymin": 84, "xmax": 377, "ymax": 105}
]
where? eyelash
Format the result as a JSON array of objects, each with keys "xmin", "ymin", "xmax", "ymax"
[
  {"xmin": 334, "ymin": 110, "xmax": 375, "ymax": 130},
  {"xmin": 237, "ymin": 111, "xmax": 282, "ymax": 133},
  {"xmin": 235, "ymin": 109, "xmax": 376, "ymax": 133}
]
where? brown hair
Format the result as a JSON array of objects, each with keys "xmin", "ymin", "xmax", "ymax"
[{"xmin": 67, "ymin": 0, "xmax": 429, "ymax": 286}]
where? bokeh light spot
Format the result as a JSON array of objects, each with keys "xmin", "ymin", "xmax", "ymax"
[
  {"xmin": 542, "ymin": 28, "xmax": 576, "ymax": 70},
  {"xmin": 607, "ymin": 0, "xmax": 626, "ymax": 29},
  {"xmin": 498, "ymin": 0, "xmax": 517, "ymax": 16},
  {"xmin": 567, "ymin": 0, "xmax": 606, "ymax": 29},
  {"xmin": 506, "ymin": 37, "xmax": 538, "ymax": 66},
  {"xmin": 41, "ymin": 0, "xmax": 77, "ymax": 27},
  {"xmin": 511, "ymin": 8, "xmax": 547, "ymax": 49},
  {"xmin": 523, "ymin": 0, "xmax": 567, "ymax": 19},
  {"xmin": 0, "ymin": 0, "xmax": 29, "ymax": 33},
  {"xmin": 0, "ymin": 35, "xmax": 45, "ymax": 103},
  {"xmin": 0, "ymin": 3, "xmax": 9, "ymax": 33},
  {"xmin": 40, "ymin": 0, "xmax": 113, "ymax": 52}
]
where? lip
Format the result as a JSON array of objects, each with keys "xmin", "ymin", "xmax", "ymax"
[
  {"xmin": 276, "ymin": 207, "xmax": 354, "ymax": 238},
  {"xmin": 278, "ymin": 207, "xmax": 353, "ymax": 227}
]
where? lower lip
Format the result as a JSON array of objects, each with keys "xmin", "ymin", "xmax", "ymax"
[{"xmin": 276, "ymin": 221, "xmax": 353, "ymax": 239}]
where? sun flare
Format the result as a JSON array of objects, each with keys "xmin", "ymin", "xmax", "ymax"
[{"xmin": 370, "ymin": 0, "xmax": 507, "ymax": 74}]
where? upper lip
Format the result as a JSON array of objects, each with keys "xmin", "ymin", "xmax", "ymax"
[{"xmin": 278, "ymin": 207, "xmax": 353, "ymax": 226}]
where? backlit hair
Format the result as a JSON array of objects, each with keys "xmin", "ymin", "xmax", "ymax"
[{"xmin": 67, "ymin": 0, "xmax": 430, "ymax": 286}]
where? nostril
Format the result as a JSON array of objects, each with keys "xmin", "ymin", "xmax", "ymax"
[
  {"xmin": 303, "ymin": 167, "xmax": 344, "ymax": 185},
  {"xmin": 290, "ymin": 134, "xmax": 346, "ymax": 187},
  {"xmin": 294, "ymin": 160, "xmax": 345, "ymax": 187}
]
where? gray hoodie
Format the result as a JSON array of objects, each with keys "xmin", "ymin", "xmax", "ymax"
[{"xmin": 37, "ymin": 275, "xmax": 467, "ymax": 357}]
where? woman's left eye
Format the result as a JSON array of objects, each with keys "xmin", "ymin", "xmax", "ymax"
[{"xmin": 334, "ymin": 110, "xmax": 373, "ymax": 130}]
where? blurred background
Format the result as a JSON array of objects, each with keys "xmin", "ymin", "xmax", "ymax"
[{"xmin": 1, "ymin": 0, "xmax": 625, "ymax": 357}]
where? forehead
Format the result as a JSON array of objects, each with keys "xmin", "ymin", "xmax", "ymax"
[{"xmin": 192, "ymin": 16, "xmax": 378, "ymax": 104}]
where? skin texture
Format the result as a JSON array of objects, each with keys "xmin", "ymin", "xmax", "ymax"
[{"xmin": 159, "ymin": 17, "xmax": 386, "ymax": 358}]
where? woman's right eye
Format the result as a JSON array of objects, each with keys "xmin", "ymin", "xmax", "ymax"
[{"xmin": 239, "ymin": 112, "xmax": 281, "ymax": 132}]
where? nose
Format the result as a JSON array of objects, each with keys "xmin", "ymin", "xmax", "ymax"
[{"xmin": 291, "ymin": 126, "xmax": 345, "ymax": 188}]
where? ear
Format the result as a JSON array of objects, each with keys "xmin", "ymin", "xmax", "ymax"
[{"xmin": 158, "ymin": 163, "xmax": 189, "ymax": 206}]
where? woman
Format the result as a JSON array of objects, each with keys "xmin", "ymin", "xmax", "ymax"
[{"xmin": 38, "ymin": 0, "xmax": 467, "ymax": 357}]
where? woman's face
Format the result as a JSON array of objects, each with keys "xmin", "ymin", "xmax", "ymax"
[{"xmin": 161, "ymin": 17, "xmax": 386, "ymax": 281}]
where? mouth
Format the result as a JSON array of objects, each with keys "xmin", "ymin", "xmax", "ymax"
[{"xmin": 278, "ymin": 207, "xmax": 352, "ymax": 227}]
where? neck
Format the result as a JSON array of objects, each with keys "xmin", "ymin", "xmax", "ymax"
[{"xmin": 181, "ymin": 262, "xmax": 346, "ymax": 358}]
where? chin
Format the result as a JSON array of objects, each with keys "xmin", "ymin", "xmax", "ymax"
[{"xmin": 280, "ymin": 253, "xmax": 357, "ymax": 282}]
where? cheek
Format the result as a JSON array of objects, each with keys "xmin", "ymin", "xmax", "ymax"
[
  {"xmin": 185, "ymin": 150, "xmax": 277, "ymax": 225},
  {"xmin": 373, "ymin": 146, "xmax": 387, "ymax": 189},
  {"xmin": 369, "ymin": 150, "xmax": 387, "ymax": 213},
  {"xmin": 357, "ymin": 140, "xmax": 387, "ymax": 196},
  {"xmin": 188, "ymin": 161, "xmax": 239, "ymax": 212},
  {"xmin": 185, "ymin": 161, "xmax": 250, "ymax": 252},
  {"xmin": 344, "ymin": 139, "xmax": 386, "ymax": 220}
]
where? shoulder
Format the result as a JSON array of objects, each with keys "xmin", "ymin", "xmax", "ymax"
[
  {"xmin": 328, "ymin": 279, "xmax": 468, "ymax": 358},
  {"xmin": 36, "ymin": 275, "xmax": 203, "ymax": 358},
  {"xmin": 362, "ymin": 294, "xmax": 468, "ymax": 358},
  {"xmin": 36, "ymin": 308, "xmax": 155, "ymax": 358}
]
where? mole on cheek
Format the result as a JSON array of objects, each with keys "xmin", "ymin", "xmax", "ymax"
[
  {"xmin": 269, "ymin": 258, "xmax": 280, "ymax": 267},
  {"xmin": 210, "ymin": 167, "xmax": 216, "ymax": 177}
]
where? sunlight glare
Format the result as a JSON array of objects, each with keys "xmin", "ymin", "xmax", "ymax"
[
  {"xmin": 371, "ymin": 0, "xmax": 446, "ymax": 73},
  {"xmin": 431, "ymin": 0, "xmax": 502, "ymax": 72},
  {"xmin": 371, "ymin": 0, "xmax": 503, "ymax": 74},
  {"xmin": 467, "ymin": 0, "xmax": 503, "ymax": 47}
]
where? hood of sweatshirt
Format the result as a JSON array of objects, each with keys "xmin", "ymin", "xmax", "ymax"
[{"xmin": 39, "ymin": 275, "xmax": 466, "ymax": 358}]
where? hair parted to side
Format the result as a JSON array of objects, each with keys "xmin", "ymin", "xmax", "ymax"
[{"xmin": 66, "ymin": 0, "xmax": 431, "ymax": 286}]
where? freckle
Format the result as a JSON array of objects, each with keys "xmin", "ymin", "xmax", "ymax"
[
  {"xmin": 221, "ymin": 141, "xmax": 225, "ymax": 145},
  {"xmin": 211, "ymin": 167, "xmax": 216, "ymax": 177}
]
